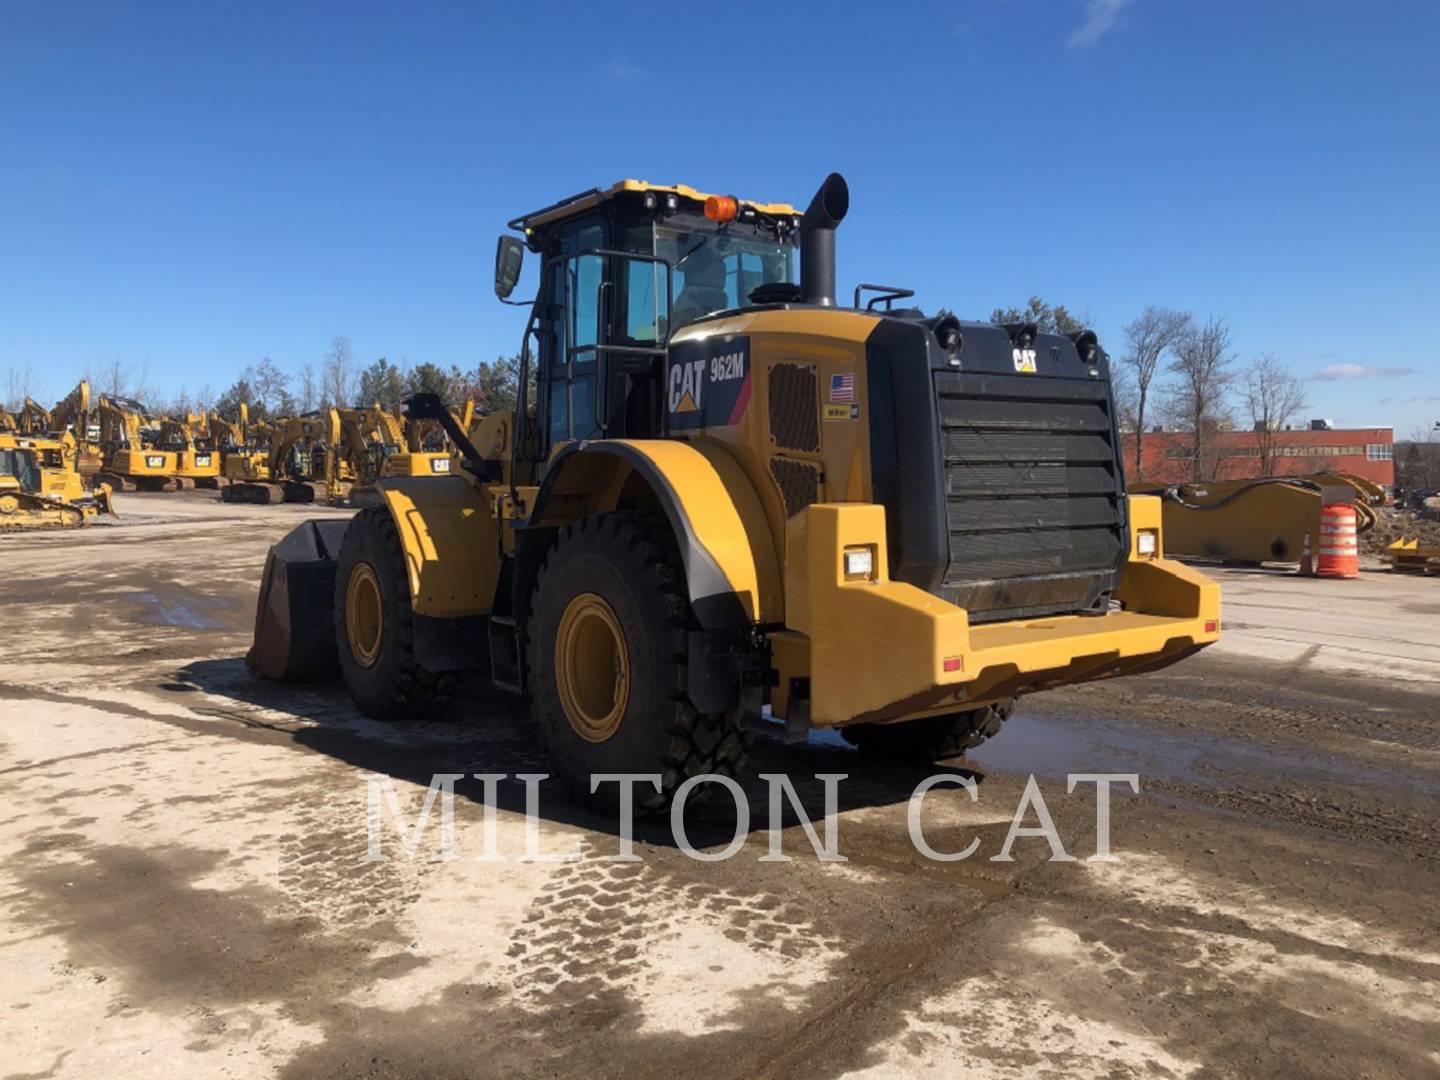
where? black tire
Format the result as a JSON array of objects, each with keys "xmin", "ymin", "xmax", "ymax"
[
  {"xmin": 334, "ymin": 506, "xmax": 458, "ymax": 720},
  {"xmin": 841, "ymin": 699, "xmax": 1015, "ymax": 761},
  {"xmin": 527, "ymin": 514, "xmax": 751, "ymax": 812}
]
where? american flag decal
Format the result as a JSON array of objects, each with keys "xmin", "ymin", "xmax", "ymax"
[{"xmin": 830, "ymin": 372, "xmax": 855, "ymax": 402}]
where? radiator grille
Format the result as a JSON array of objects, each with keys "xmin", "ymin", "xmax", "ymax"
[
  {"xmin": 769, "ymin": 364, "xmax": 820, "ymax": 452},
  {"xmin": 770, "ymin": 456, "xmax": 821, "ymax": 518},
  {"xmin": 935, "ymin": 371, "xmax": 1124, "ymax": 621}
]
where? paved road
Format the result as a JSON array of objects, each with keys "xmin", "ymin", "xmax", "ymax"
[{"xmin": 2, "ymin": 493, "xmax": 1437, "ymax": 1078}]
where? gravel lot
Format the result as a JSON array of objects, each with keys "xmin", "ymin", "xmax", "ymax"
[{"xmin": 3, "ymin": 492, "xmax": 1438, "ymax": 1079}]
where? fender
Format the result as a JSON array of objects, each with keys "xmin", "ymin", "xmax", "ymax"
[
  {"xmin": 525, "ymin": 439, "xmax": 782, "ymax": 631},
  {"xmin": 375, "ymin": 476, "xmax": 499, "ymax": 619}
]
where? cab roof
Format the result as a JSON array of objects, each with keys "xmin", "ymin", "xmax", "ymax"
[{"xmin": 509, "ymin": 180, "xmax": 799, "ymax": 233}]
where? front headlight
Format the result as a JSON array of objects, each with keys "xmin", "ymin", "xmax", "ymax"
[{"xmin": 1136, "ymin": 529, "xmax": 1159, "ymax": 557}]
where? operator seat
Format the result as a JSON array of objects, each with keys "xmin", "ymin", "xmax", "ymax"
[{"xmin": 671, "ymin": 248, "xmax": 729, "ymax": 329}]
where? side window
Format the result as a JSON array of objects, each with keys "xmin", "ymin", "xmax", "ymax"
[
  {"xmin": 545, "ymin": 222, "xmax": 604, "ymax": 445},
  {"xmin": 624, "ymin": 259, "xmax": 663, "ymax": 343},
  {"xmin": 570, "ymin": 254, "xmax": 603, "ymax": 353}
]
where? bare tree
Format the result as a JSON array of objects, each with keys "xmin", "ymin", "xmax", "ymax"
[
  {"xmin": 252, "ymin": 357, "xmax": 292, "ymax": 415},
  {"xmin": 4, "ymin": 362, "xmax": 38, "ymax": 412},
  {"xmin": 1165, "ymin": 316, "xmax": 1236, "ymax": 482},
  {"xmin": 1111, "ymin": 364, "xmax": 1139, "ymax": 435},
  {"xmin": 97, "ymin": 354, "xmax": 131, "ymax": 399},
  {"xmin": 160, "ymin": 385, "xmax": 194, "ymax": 417},
  {"xmin": 132, "ymin": 356, "xmax": 154, "ymax": 403},
  {"xmin": 296, "ymin": 362, "xmax": 318, "ymax": 413},
  {"xmin": 323, "ymin": 335, "xmax": 355, "ymax": 409},
  {"xmin": 1119, "ymin": 307, "xmax": 1191, "ymax": 481},
  {"xmin": 195, "ymin": 383, "xmax": 215, "ymax": 413},
  {"xmin": 1243, "ymin": 353, "xmax": 1308, "ymax": 477}
]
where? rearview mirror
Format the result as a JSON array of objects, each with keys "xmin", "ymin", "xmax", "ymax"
[{"xmin": 494, "ymin": 235, "xmax": 524, "ymax": 300}]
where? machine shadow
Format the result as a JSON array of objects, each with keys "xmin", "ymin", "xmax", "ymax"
[{"xmin": 177, "ymin": 656, "xmax": 986, "ymax": 851}]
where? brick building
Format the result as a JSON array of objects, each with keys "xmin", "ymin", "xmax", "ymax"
[{"xmin": 1123, "ymin": 426, "xmax": 1395, "ymax": 489}]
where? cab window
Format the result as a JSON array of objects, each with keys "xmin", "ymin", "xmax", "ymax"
[{"xmin": 658, "ymin": 227, "xmax": 795, "ymax": 330}]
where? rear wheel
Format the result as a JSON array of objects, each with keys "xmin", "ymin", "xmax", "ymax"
[
  {"xmin": 334, "ymin": 506, "xmax": 458, "ymax": 720},
  {"xmin": 527, "ymin": 514, "xmax": 751, "ymax": 812},
  {"xmin": 841, "ymin": 699, "xmax": 1014, "ymax": 761}
]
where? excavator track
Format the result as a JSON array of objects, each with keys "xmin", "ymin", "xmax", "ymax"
[
  {"xmin": 223, "ymin": 482, "xmax": 286, "ymax": 505},
  {"xmin": 94, "ymin": 471, "xmax": 138, "ymax": 493}
]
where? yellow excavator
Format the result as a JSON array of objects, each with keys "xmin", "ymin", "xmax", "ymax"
[
  {"xmin": 398, "ymin": 399, "xmax": 474, "ymax": 477},
  {"xmin": 48, "ymin": 380, "xmax": 103, "ymax": 479},
  {"xmin": 157, "ymin": 413, "xmax": 222, "ymax": 489},
  {"xmin": 341, "ymin": 404, "xmax": 455, "ymax": 480},
  {"xmin": 222, "ymin": 411, "xmax": 349, "ymax": 504},
  {"xmin": 0, "ymin": 429, "xmax": 114, "ymax": 530},
  {"xmin": 1130, "ymin": 473, "xmax": 1382, "ymax": 564},
  {"xmin": 249, "ymin": 173, "xmax": 1220, "ymax": 808},
  {"xmin": 202, "ymin": 407, "xmax": 245, "ymax": 475},
  {"xmin": 18, "ymin": 398, "xmax": 51, "ymax": 435},
  {"xmin": 215, "ymin": 404, "xmax": 282, "ymax": 486},
  {"xmin": 94, "ymin": 396, "xmax": 178, "ymax": 491}
]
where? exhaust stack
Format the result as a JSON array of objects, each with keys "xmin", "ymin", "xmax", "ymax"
[{"xmin": 799, "ymin": 173, "xmax": 849, "ymax": 307}]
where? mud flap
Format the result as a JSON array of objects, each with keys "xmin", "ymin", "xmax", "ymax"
[
  {"xmin": 687, "ymin": 628, "xmax": 767, "ymax": 721},
  {"xmin": 246, "ymin": 519, "xmax": 352, "ymax": 680}
]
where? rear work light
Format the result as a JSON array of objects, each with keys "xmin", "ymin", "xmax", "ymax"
[
  {"xmin": 1137, "ymin": 529, "xmax": 1159, "ymax": 557},
  {"xmin": 842, "ymin": 546, "xmax": 875, "ymax": 581}
]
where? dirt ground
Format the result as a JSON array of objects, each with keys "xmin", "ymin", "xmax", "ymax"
[{"xmin": 3, "ymin": 492, "xmax": 1438, "ymax": 1079}]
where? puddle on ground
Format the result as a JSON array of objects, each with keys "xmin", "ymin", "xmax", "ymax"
[
  {"xmin": 809, "ymin": 710, "xmax": 1440, "ymax": 798},
  {"xmin": 129, "ymin": 590, "xmax": 229, "ymax": 630}
]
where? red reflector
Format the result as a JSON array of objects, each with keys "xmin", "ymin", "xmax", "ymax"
[
  {"xmin": 942, "ymin": 657, "xmax": 962, "ymax": 672},
  {"xmin": 1205, "ymin": 620, "xmax": 1218, "ymax": 633}
]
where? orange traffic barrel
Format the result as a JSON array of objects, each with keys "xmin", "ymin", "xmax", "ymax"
[{"xmin": 1317, "ymin": 503, "xmax": 1359, "ymax": 579}]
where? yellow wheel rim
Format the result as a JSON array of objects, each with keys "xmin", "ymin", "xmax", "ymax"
[
  {"xmin": 555, "ymin": 592, "xmax": 629, "ymax": 743},
  {"xmin": 345, "ymin": 562, "xmax": 384, "ymax": 668}
]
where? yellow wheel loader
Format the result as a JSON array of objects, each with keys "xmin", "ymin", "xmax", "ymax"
[
  {"xmin": 0, "ymin": 432, "xmax": 114, "ymax": 531},
  {"xmin": 249, "ymin": 174, "xmax": 1220, "ymax": 808}
]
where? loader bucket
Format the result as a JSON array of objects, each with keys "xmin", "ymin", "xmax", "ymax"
[{"xmin": 246, "ymin": 519, "xmax": 351, "ymax": 680}]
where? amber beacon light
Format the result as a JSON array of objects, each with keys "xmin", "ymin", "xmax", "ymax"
[{"xmin": 704, "ymin": 194, "xmax": 739, "ymax": 223}]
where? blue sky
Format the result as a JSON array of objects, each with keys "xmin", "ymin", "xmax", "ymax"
[{"xmin": 2, "ymin": 1, "xmax": 1436, "ymax": 434}]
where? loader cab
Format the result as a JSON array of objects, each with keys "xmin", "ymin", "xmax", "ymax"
[{"xmin": 498, "ymin": 182, "xmax": 800, "ymax": 468}]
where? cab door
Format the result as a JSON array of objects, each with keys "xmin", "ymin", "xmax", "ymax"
[{"xmin": 534, "ymin": 221, "xmax": 670, "ymax": 465}]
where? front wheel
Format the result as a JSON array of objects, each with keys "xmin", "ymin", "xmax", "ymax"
[
  {"xmin": 527, "ymin": 514, "xmax": 751, "ymax": 812},
  {"xmin": 334, "ymin": 506, "xmax": 458, "ymax": 720}
]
